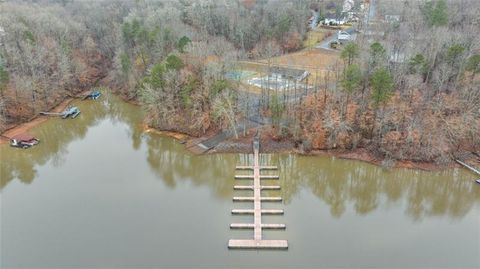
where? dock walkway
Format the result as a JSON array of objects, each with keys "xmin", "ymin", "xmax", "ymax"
[
  {"xmin": 456, "ymin": 159, "xmax": 480, "ymax": 176},
  {"xmin": 228, "ymin": 135, "xmax": 288, "ymax": 250},
  {"xmin": 456, "ymin": 159, "xmax": 480, "ymax": 184}
]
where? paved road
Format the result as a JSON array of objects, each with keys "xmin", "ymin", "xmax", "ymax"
[
  {"xmin": 316, "ymin": 32, "xmax": 338, "ymax": 51},
  {"xmin": 369, "ymin": 0, "xmax": 377, "ymax": 21},
  {"xmin": 315, "ymin": 27, "xmax": 355, "ymax": 51}
]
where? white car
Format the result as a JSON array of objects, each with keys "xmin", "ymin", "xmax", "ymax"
[{"xmin": 338, "ymin": 31, "xmax": 352, "ymax": 42}]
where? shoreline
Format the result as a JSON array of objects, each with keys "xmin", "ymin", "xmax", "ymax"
[
  {"xmin": 148, "ymin": 127, "xmax": 467, "ymax": 172},
  {"xmin": 1, "ymin": 90, "xmax": 474, "ymax": 172},
  {"xmin": 210, "ymin": 141, "xmax": 458, "ymax": 172},
  {"xmin": 0, "ymin": 90, "xmax": 90, "ymax": 144}
]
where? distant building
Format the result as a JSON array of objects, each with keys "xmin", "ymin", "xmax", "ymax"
[
  {"xmin": 346, "ymin": 11, "xmax": 360, "ymax": 22},
  {"xmin": 342, "ymin": 0, "xmax": 355, "ymax": 13},
  {"xmin": 323, "ymin": 15, "xmax": 347, "ymax": 26},
  {"xmin": 389, "ymin": 51, "xmax": 406, "ymax": 64},
  {"xmin": 365, "ymin": 29, "xmax": 385, "ymax": 37},
  {"xmin": 385, "ymin": 15, "xmax": 401, "ymax": 23}
]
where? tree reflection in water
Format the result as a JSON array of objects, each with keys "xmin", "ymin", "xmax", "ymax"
[
  {"xmin": 1, "ymin": 95, "xmax": 109, "ymax": 189},
  {"xmin": 268, "ymin": 154, "xmax": 480, "ymax": 220},
  {"xmin": 1, "ymin": 91, "xmax": 479, "ymax": 221},
  {"xmin": 146, "ymin": 134, "xmax": 237, "ymax": 200}
]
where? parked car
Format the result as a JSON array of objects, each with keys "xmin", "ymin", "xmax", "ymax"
[
  {"xmin": 338, "ymin": 31, "xmax": 352, "ymax": 43},
  {"xmin": 330, "ymin": 40, "xmax": 340, "ymax": 49}
]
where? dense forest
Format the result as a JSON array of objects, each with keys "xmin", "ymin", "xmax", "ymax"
[{"xmin": 0, "ymin": 0, "xmax": 479, "ymax": 165}]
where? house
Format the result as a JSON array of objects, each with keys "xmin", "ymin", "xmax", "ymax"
[
  {"xmin": 342, "ymin": 0, "xmax": 355, "ymax": 13},
  {"xmin": 346, "ymin": 11, "xmax": 360, "ymax": 22},
  {"xmin": 385, "ymin": 15, "xmax": 401, "ymax": 23},
  {"xmin": 389, "ymin": 51, "xmax": 406, "ymax": 64},
  {"xmin": 365, "ymin": 29, "xmax": 385, "ymax": 38},
  {"xmin": 323, "ymin": 16, "xmax": 347, "ymax": 26}
]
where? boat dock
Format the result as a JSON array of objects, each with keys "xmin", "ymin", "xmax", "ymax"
[
  {"xmin": 456, "ymin": 159, "xmax": 480, "ymax": 184},
  {"xmin": 40, "ymin": 106, "xmax": 80, "ymax": 119},
  {"xmin": 456, "ymin": 159, "xmax": 480, "ymax": 176},
  {"xmin": 228, "ymin": 135, "xmax": 288, "ymax": 250}
]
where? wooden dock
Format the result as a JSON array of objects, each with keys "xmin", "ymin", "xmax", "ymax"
[
  {"xmin": 456, "ymin": 159, "xmax": 480, "ymax": 176},
  {"xmin": 456, "ymin": 159, "xmax": 480, "ymax": 184},
  {"xmin": 228, "ymin": 135, "xmax": 288, "ymax": 250}
]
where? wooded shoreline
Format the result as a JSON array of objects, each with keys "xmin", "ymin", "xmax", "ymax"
[
  {"xmin": 0, "ymin": 96, "xmax": 78, "ymax": 144},
  {"xmin": 1, "ymin": 89, "xmax": 469, "ymax": 172},
  {"xmin": 142, "ymin": 118, "xmax": 467, "ymax": 171},
  {"xmin": 1, "ymin": 0, "xmax": 478, "ymax": 171}
]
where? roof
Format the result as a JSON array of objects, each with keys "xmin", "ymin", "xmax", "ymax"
[
  {"xmin": 12, "ymin": 133, "xmax": 36, "ymax": 141},
  {"xmin": 324, "ymin": 12, "xmax": 340, "ymax": 20},
  {"xmin": 324, "ymin": 14, "xmax": 341, "ymax": 20}
]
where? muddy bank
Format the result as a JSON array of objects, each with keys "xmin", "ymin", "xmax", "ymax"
[
  {"xmin": 210, "ymin": 137, "xmax": 466, "ymax": 171},
  {"xmin": 144, "ymin": 127, "xmax": 191, "ymax": 141},
  {"xmin": 152, "ymin": 129, "xmax": 473, "ymax": 172},
  {"xmin": 1, "ymin": 69, "xmax": 116, "ymax": 144},
  {"xmin": 2, "ymin": 88, "xmax": 475, "ymax": 172},
  {"xmin": 0, "ymin": 91, "xmax": 91, "ymax": 144}
]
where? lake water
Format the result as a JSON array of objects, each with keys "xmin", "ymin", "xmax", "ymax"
[{"xmin": 1, "ymin": 91, "xmax": 479, "ymax": 268}]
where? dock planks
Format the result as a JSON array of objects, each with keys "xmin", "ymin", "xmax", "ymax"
[
  {"xmin": 233, "ymin": 185, "xmax": 281, "ymax": 190},
  {"xmin": 231, "ymin": 209, "xmax": 284, "ymax": 215},
  {"xmin": 228, "ymin": 136, "xmax": 288, "ymax": 250},
  {"xmin": 228, "ymin": 239, "xmax": 288, "ymax": 249},
  {"xmin": 233, "ymin": 196, "xmax": 282, "ymax": 202},
  {"xmin": 234, "ymin": 175, "xmax": 280, "ymax": 179},
  {"xmin": 235, "ymin": 165, "xmax": 278, "ymax": 170}
]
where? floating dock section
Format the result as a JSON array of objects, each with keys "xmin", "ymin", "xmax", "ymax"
[{"xmin": 228, "ymin": 136, "xmax": 288, "ymax": 250}]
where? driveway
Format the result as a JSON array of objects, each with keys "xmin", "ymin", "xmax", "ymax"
[{"xmin": 315, "ymin": 27, "xmax": 355, "ymax": 51}]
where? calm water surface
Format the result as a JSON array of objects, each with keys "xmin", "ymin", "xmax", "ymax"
[{"xmin": 1, "ymin": 92, "xmax": 479, "ymax": 269}]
